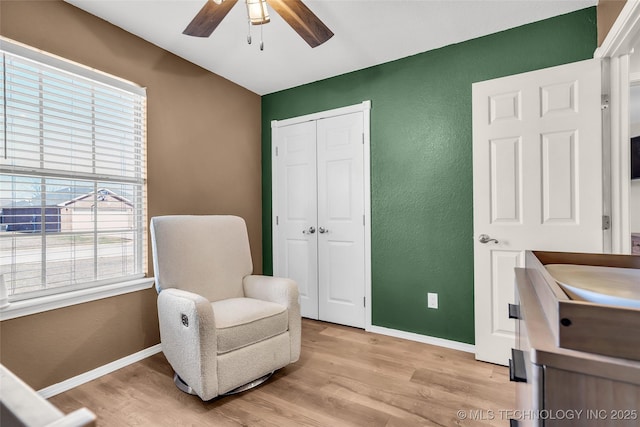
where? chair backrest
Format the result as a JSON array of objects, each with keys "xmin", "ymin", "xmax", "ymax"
[{"xmin": 150, "ymin": 215, "xmax": 253, "ymax": 301}]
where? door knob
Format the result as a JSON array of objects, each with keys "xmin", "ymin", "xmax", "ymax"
[
  {"xmin": 302, "ymin": 226, "xmax": 316, "ymax": 235},
  {"xmin": 318, "ymin": 227, "xmax": 329, "ymax": 234},
  {"xmin": 478, "ymin": 234, "xmax": 499, "ymax": 244}
]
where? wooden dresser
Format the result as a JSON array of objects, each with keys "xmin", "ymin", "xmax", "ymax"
[{"xmin": 511, "ymin": 251, "xmax": 640, "ymax": 427}]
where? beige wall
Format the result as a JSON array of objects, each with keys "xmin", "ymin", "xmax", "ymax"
[
  {"xmin": 598, "ymin": 0, "xmax": 627, "ymax": 46},
  {"xmin": 0, "ymin": 0, "xmax": 262, "ymax": 390}
]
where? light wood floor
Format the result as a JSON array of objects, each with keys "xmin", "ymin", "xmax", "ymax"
[{"xmin": 49, "ymin": 319, "xmax": 514, "ymax": 426}]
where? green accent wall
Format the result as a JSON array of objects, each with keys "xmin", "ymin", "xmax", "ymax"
[{"xmin": 261, "ymin": 8, "xmax": 597, "ymax": 344}]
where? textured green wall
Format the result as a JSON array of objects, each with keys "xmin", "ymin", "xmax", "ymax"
[{"xmin": 261, "ymin": 8, "xmax": 597, "ymax": 344}]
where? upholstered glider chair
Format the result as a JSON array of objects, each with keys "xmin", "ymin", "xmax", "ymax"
[{"xmin": 150, "ymin": 215, "xmax": 301, "ymax": 401}]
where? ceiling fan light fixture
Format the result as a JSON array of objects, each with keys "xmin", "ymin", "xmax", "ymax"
[
  {"xmin": 246, "ymin": 0, "xmax": 270, "ymax": 25},
  {"xmin": 184, "ymin": 0, "xmax": 333, "ymax": 48}
]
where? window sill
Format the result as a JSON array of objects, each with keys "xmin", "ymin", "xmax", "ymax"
[{"xmin": 0, "ymin": 277, "xmax": 155, "ymax": 321}]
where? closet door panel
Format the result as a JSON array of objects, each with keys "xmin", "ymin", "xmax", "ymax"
[
  {"xmin": 317, "ymin": 112, "xmax": 366, "ymax": 328},
  {"xmin": 274, "ymin": 121, "xmax": 319, "ymax": 319}
]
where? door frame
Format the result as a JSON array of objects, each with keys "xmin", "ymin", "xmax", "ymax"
[
  {"xmin": 271, "ymin": 100, "xmax": 373, "ymax": 330},
  {"xmin": 595, "ymin": 1, "xmax": 640, "ymax": 254}
]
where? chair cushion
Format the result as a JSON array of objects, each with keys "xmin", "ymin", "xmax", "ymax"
[{"xmin": 212, "ymin": 298, "xmax": 288, "ymax": 354}]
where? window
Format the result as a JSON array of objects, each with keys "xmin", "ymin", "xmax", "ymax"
[{"xmin": 0, "ymin": 39, "xmax": 147, "ymax": 304}]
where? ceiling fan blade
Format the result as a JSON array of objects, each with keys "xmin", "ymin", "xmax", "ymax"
[
  {"xmin": 183, "ymin": 0, "xmax": 238, "ymax": 37},
  {"xmin": 265, "ymin": 0, "xmax": 334, "ymax": 48}
]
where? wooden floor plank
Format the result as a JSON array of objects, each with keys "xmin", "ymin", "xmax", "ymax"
[{"xmin": 49, "ymin": 319, "xmax": 515, "ymax": 426}]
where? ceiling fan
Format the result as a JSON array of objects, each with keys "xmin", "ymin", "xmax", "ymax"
[{"xmin": 183, "ymin": 0, "xmax": 334, "ymax": 48}]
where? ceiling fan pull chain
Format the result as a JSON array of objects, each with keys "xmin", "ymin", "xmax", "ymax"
[
  {"xmin": 260, "ymin": 24, "xmax": 264, "ymax": 51},
  {"xmin": 247, "ymin": 19, "xmax": 252, "ymax": 45}
]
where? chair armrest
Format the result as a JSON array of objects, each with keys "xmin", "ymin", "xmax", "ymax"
[
  {"xmin": 243, "ymin": 275, "xmax": 299, "ymax": 308},
  {"xmin": 157, "ymin": 288, "xmax": 218, "ymax": 399},
  {"xmin": 243, "ymin": 275, "xmax": 301, "ymax": 362}
]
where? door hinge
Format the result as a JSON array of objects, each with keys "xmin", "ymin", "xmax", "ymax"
[
  {"xmin": 275, "ymin": 146, "xmax": 279, "ymax": 156},
  {"xmin": 362, "ymin": 133, "xmax": 365, "ymax": 144},
  {"xmin": 276, "ymin": 215, "xmax": 279, "ymax": 226},
  {"xmin": 363, "ymin": 215, "xmax": 365, "ymax": 226},
  {"xmin": 602, "ymin": 215, "xmax": 611, "ymax": 230},
  {"xmin": 363, "ymin": 297, "xmax": 366, "ymax": 307},
  {"xmin": 601, "ymin": 95, "xmax": 610, "ymax": 110}
]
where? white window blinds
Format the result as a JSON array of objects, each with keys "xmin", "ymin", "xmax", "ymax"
[{"xmin": 0, "ymin": 40, "xmax": 147, "ymax": 301}]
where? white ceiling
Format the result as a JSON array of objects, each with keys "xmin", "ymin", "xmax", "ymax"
[{"xmin": 64, "ymin": 0, "xmax": 597, "ymax": 95}]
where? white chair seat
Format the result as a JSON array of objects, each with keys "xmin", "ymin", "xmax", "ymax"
[{"xmin": 212, "ymin": 298, "xmax": 288, "ymax": 354}]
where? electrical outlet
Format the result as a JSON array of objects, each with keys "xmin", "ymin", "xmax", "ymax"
[{"xmin": 427, "ymin": 292, "xmax": 438, "ymax": 309}]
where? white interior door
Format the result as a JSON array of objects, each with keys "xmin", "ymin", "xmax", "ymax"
[
  {"xmin": 274, "ymin": 121, "xmax": 319, "ymax": 319},
  {"xmin": 317, "ymin": 112, "xmax": 366, "ymax": 328},
  {"xmin": 472, "ymin": 59, "xmax": 604, "ymax": 365}
]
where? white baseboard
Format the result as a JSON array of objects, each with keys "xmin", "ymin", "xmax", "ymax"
[
  {"xmin": 38, "ymin": 344, "xmax": 162, "ymax": 399},
  {"xmin": 367, "ymin": 325, "xmax": 475, "ymax": 354}
]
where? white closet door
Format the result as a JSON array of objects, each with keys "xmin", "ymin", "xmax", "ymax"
[
  {"xmin": 273, "ymin": 105, "xmax": 369, "ymax": 329},
  {"xmin": 317, "ymin": 112, "xmax": 366, "ymax": 328},
  {"xmin": 274, "ymin": 121, "xmax": 319, "ymax": 319}
]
